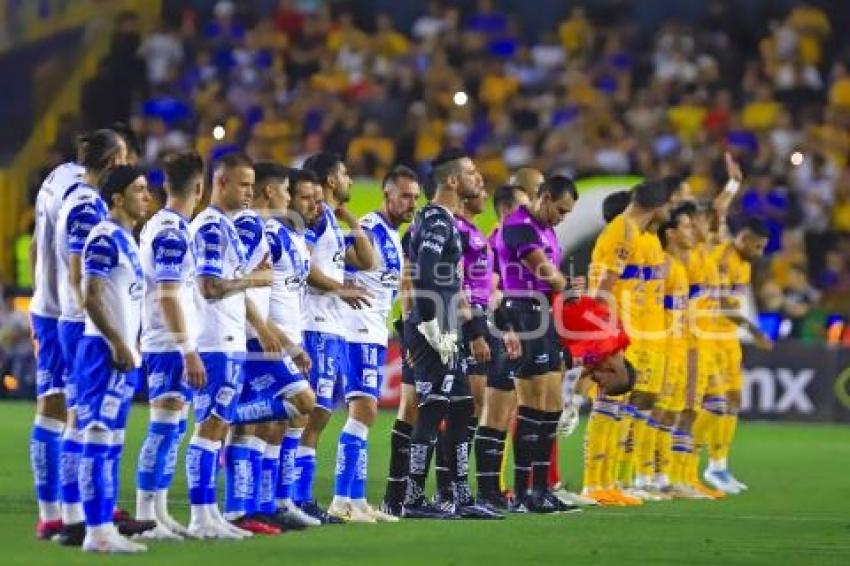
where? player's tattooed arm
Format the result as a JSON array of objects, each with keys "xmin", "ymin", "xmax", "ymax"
[
  {"xmin": 157, "ymin": 281, "xmax": 206, "ymax": 388},
  {"xmin": 197, "ymin": 256, "xmax": 274, "ymax": 300},
  {"xmin": 84, "ymin": 276, "xmax": 136, "ymax": 372},
  {"xmin": 337, "ymin": 205, "xmax": 377, "ymax": 270},
  {"xmin": 521, "ymin": 248, "xmax": 567, "ymax": 292},
  {"xmin": 307, "ymin": 264, "xmax": 372, "ymax": 309}
]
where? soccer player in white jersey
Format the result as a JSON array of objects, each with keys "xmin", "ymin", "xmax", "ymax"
[
  {"xmin": 186, "ymin": 153, "xmax": 278, "ymax": 539},
  {"xmin": 223, "ymin": 164, "xmax": 316, "ymax": 534},
  {"xmin": 327, "ymin": 165, "xmax": 420, "ymax": 523},
  {"xmin": 76, "ymin": 166, "xmax": 150, "ymax": 553},
  {"xmin": 134, "ymin": 151, "xmax": 205, "ymax": 540},
  {"xmin": 29, "ymin": 153, "xmax": 84, "ymax": 541},
  {"xmin": 50, "ymin": 131, "xmax": 129, "ymax": 545},
  {"xmin": 264, "ymin": 168, "xmax": 323, "ymax": 528},
  {"xmin": 293, "ymin": 152, "xmax": 375, "ymax": 523}
]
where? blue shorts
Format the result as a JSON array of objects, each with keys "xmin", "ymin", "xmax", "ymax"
[
  {"xmin": 31, "ymin": 314, "xmax": 65, "ymax": 399},
  {"xmin": 303, "ymin": 331, "xmax": 346, "ymax": 411},
  {"xmin": 75, "ymin": 335, "xmax": 140, "ymax": 431},
  {"xmin": 143, "ymin": 351, "xmax": 193, "ymax": 403},
  {"xmin": 193, "ymin": 352, "xmax": 245, "ymax": 424},
  {"xmin": 58, "ymin": 320, "xmax": 85, "ymax": 408},
  {"xmin": 241, "ymin": 338, "xmax": 310, "ymax": 403},
  {"xmin": 345, "ymin": 342, "xmax": 386, "ymax": 401}
]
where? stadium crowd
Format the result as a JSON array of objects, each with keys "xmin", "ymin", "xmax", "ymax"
[{"xmin": 4, "ymin": 0, "xmax": 850, "ymax": 382}]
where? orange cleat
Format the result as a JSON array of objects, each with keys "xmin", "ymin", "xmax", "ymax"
[{"xmin": 608, "ymin": 489, "xmax": 644, "ymax": 506}]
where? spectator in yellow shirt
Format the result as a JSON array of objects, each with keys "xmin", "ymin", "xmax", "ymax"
[
  {"xmin": 347, "ymin": 119, "xmax": 395, "ymax": 177},
  {"xmin": 742, "ymin": 84, "xmax": 781, "ymax": 131},
  {"xmin": 558, "ymin": 7, "xmax": 593, "ymax": 55}
]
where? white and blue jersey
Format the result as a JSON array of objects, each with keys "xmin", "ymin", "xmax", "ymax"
[
  {"xmin": 343, "ymin": 211, "xmax": 403, "ymax": 401},
  {"xmin": 233, "ymin": 211, "xmax": 310, "ymax": 424},
  {"xmin": 234, "ymin": 209, "xmax": 271, "ymax": 341},
  {"xmin": 266, "ymin": 216, "xmax": 310, "ymax": 345},
  {"xmin": 303, "ymin": 203, "xmax": 348, "ymax": 410},
  {"xmin": 31, "ymin": 162, "xmax": 84, "ymax": 319},
  {"xmin": 189, "ymin": 205, "xmax": 248, "ymax": 424},
  {"xmin": 75, "ymin": 219, "xmax": 145, "ymax": 431},
  {"xmin": 30, "ymin": 163, "xmax": 85, "ymax": 400},
  {"xmin": 139, "ymin": 208, "xmax": 201, "ymax": 402},
  {"xmin": 54, "ymin": 181, "xmax": 108, "ymax": 405}
]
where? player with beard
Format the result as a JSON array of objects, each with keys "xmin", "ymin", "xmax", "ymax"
[
  {"xmin": 294, "ymin": 153, "xmax": 375, "ymax": 523},
  {"xmin": 401, "ymin": 149, "xmax": 501, "ymax": 520}
]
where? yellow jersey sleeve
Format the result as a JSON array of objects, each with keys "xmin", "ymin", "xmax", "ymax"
[
  {"xmin": 664, "ymin": 255, "xmax": 689, "ymax": 347},
  {"xmin": 589, "ymin": 215, "xmax": 636, "ymax": 292}
]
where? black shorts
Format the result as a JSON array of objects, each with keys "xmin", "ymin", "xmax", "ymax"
[
  {"xmin": 464, "ymin": 325, "xmax": 515, "ymax": 392},
  {"xmin": 502, "ymin": 298, "xmax": 565, "ymax": 379},
  {"xmin": 404, "ymin": 320, "xmax": 470, "ymax": 405}
]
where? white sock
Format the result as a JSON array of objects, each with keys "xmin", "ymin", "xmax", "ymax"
[
  {"xmin": 709, "ymin": 458, "xmax": 727, "ymax": 472},
  {"xmin": 136, "ymin": 489, "xmax": 157, "ymax": 521}
]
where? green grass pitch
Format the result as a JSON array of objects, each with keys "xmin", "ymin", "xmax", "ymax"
[{"xmin": 2, "ymin": 402, "xmax": 849, "ymax": 565}]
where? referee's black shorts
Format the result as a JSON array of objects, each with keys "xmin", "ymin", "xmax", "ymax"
[
  {"xmin": 403, "ymin": 320, "xmax": 470, "ymax": 405},
  {"xmin": 501, "ymin": 297, "xmax": 565, "ymax": 379}
]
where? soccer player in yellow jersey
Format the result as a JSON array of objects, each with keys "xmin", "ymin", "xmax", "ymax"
[
  {"xmin": 582, "ymin": 182, "xmax": 670, "ymax": 505},
  {"xmin": 654, "ymin": 203, "xmax": 712, "ymax": 499},
  {"xmin": 703, "ymin": 218, "xmax": 773, "ymax": 494}
]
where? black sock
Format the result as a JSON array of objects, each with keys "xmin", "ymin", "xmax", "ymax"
[
  {"xmin": 447, "ymin": 399, "xmax": 474, "ymax": 505},
  {"xmin": 435, "ymin": 425, "xmax": 453, "ymax": 500},
  {"xmin": 475, "ymin": 425, "xmax": 506, "ymax": 498},
  {"xmin": 384, "ymin": 419, "xmax": 413, "ymax": 505},
  {"xmin": 468, "ymin": 416, "xmax": 479, "ymax": 443},
  {"xmin": 406, "ymin": 401, "xmax": 448, "ymax": 505},
  {"xmin": 532, "ymin": 410, "xmax": 562, "ymax": 493},
  {"xmin": 513, "ymin": 406, "xmax": 543, "ymax": 500}
]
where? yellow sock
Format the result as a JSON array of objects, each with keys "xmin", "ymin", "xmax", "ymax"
[
  {"xmin": 717, "ymin": 413, "xmax": 738, "ymax": 462},
  {"xmin": 615, "ymin": 411, "xmax": 635, "ymax": 486},
  {"xmin": 669, "ymin": 428, "xmax": 692, "ymax": 486},
  {"xmin": 691, "ymin": 410, "xmax": 713, "ymax": 485},
  {"xmin": 633, "ymin": 412, "xmax": 656, "ymax": 482},
  {"xmin": 656, "ymin": 425, "xmax": 673, "ymax": 484},
  {"xmin": 601, "ymin": 414, "xmax": 621, "ymax": 488},
  {"xmin": 583, "ymin": 412, "xmax": 610, "ymax": 491}
]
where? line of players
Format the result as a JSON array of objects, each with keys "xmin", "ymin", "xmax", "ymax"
[
  {"xmin": 578, "ymin": 154, "xmax": 773, "ymax": 506},
  {"xmin": 28, "ymin": 128, "xmax": 771, "ymax": 552}
]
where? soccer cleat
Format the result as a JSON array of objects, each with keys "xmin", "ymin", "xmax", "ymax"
[
  {"xmin": 554, "ymin": 489, "xmax": 598, "ymax": 506},
  {"xmin": 156, "ymin": 511, "xmax": 193, "ymax": 539},
  {"xmin": 300, "ymin": 500, "xmax": 345, "ymax": 525},
  {"xmin": 402, "ymin": 499, "xmax": 457, "ymax": 520},
  {"xmin": 326, "ymin": 500, "xmax": 352, "ymax": 522},
  {"xmin": 608, "ymin": 489, "xmax": 643, "ymax": 506},
  {"xmin": 379, "ymin": 500, "xmax": 404, "ymax": 518},
  {"xmin": 114, "ymin": 515, "xmax": 157, "ymax": 537},
  {"xmin": 703, "ymin": 469, "xmax": 741, "ymax": 494},
  {"xmin": 726, "ymin": 473, "xmax": 748, "ymax": 491},
  {"xmin": 477, "ymin": 493, "xmax": 510, "ymax": 513},
  {"xmin": 279, "ymin": 500, "xmax": 321, "ymax": 527},
  {"xmin": 669, "ymin": 484, "xmax": 714, "ymax": 500},
  {"xmin": 187, "ymin": 518, "xmax": 244, "ymax": 540},
  {"xmin": 82, "ymin": 531, "xmax": 147, "ymax": 554},
  {"xmin": 36, "ymin": 519, "xmax": 63, "ymax": 540},
  {"xmin": 231, "ymin": 516, "xmax": 282, "ymax": 535},
  {"xmin": 57, "ymin": 522, "xmax": 86, "ymax": 546},
  {"xmin": 542, "ymin": 491, "xmax": 581, "ymax": 514},
  {"xmin": 456, "ymin": 502, "xmax": 505, "ymax": 520},
  {"xmin": 624, "ymin": 487, "xmax": 662, "ymax": 502},
  {"xmin": 516, "ymin": 492, "xmax": 558, "ymax": 514},
  {"xmin": 257, "ymin": 512, "xmax": 306, "ymax": 531},
  {"xmin": 133, "ymin": 522, "xmax": 183, "ymax": 541},
  {"xmin": 691, "ymin": 482, "xmax": 726, "ymax": 500},
  {"xmin": 364, "ymin": 504, "xmax": 401, "ymax": 523},
  {"xmin": 208, "ymin": 506, "xmax": 253, "ymax": 538}
]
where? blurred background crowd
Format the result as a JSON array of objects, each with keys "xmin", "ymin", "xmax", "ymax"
[{"xmin": 4, "ymin": 0, "xmax": 850, "ymax": 388}]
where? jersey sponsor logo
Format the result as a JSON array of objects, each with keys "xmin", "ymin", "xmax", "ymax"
[
  {"xmin": 379, "ymin": 271, "xmax": 400, "ymax": 288},
  {"xmin": 215, "ymin": 386, "xmax": 236, "ymax": 407},
  {"xmin": 316, "ymin": 377, "xmax": 335, "ymax": 399},
  {"xmin": 100, "ymin": 394, "xmax": 121, "ymax": 420},
  {"xmin": 148, "ymin": 371, "xmax": 167, "ymax": 391},
  {"xmin": 362, "ymin": 368, "xmax": 379, "ymax": 389},
  {"xmin": 441, "ymin": 374, "xmax": 455, "ymax": 394},
  {"xmin": 250, "ymin": 373, "xmax": 276, "ymax": 392}
]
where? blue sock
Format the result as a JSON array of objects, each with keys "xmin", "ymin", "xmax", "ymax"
[
  {"xmin": 30, "ymin": 416, "xmax": 63, "ymax": 519},
  {"xmin": 186, "ymin": 436, "xmax": 220, "ymax": 506},
  {"xmin": 159, "ymin": 417, "xmax": 187, "ymax": 490},
  {"xmin": 137, "ymin": 418, "xmax": 179, "ymax": 493},
  {"xmin": 351, "ymin": 440, "xmax": 368, "ymax": 501},
  {"xmin": 246, "ymin": 438, "xmax": 265, "ymax": 517},
  {"xmin": 60, "ymin": 428, "xmax": 84, "ymax": 519},
  {"xmin": 79, "ymin": 430, "xmax": 111, "ymax": 527},
  {"xmin": 224, "ymin": 442, "xmax": 252, "ymax": 519},
  {"xmin": 260, "ymin": 444, "xmax": 281, "ymax": 515},
  {"xmin": 333, "ymin": 432, "xmax": 361, "ymax": 500},
  {"xmin": 108, "ymin": 431, "xmax": 125, "ymax": 515},
  {"xmin": 276, "ymin": 428, "xmax": 301, "ymax": 503},
  {"xmin": 293, "ymin": 446, "xmax": 316, "ymax": 504}
]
